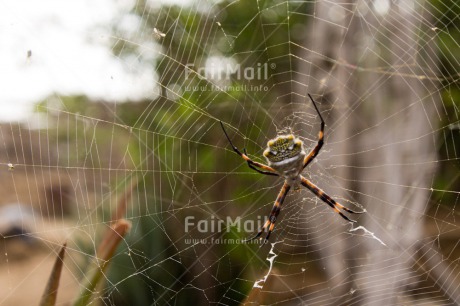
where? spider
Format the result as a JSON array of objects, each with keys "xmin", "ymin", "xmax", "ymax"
[{"xmin": 220, "ymin": 94, "xmax": 365, "ymax": 243}]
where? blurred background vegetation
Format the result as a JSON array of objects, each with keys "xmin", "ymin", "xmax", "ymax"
[{"xmin": 2, "ymin": 0, "xmax": 460, "ymax": 305}]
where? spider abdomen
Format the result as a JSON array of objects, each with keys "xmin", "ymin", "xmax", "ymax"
[{"xmin": 263, "ymin": 134, "xmax": 306, "ymax": 178}]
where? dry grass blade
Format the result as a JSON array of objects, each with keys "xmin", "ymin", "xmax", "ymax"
[
  {"xmin": 73, "ymin": 179, "xmax": 136, "ymax": 306},
  {"xmin": 39, "ymin": 242, "xmax": 67, "ymax": 306},
  {"xmin": 111, "ymin": 177, "xmax": 138, "ymax": 223},
  {"xmin": 73, "ymin": 219, "xmax": 131, "ymax": 306}
]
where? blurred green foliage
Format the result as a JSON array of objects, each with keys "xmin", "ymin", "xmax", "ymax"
[
  {"xmin": 33, "ymin": 0, "xmax": 460, "ymax": 304},
  {"xmin": 109, "ymin": 1, "xmax": 312, "ymax": 304},
  {"xmin": 431, "ymin": 0, "xmax": 460, "ymax": 204}
]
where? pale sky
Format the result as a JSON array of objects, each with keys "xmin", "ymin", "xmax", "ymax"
[{"xmin": 0, "ymin": 0, "xmax": 160, "ymax": 121}]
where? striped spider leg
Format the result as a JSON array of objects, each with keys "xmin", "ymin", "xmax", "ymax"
[
  {"xmin": 300, "ymin": 175, "xmax": 363, "ymax": 223},
  {"xmin": 302, "ymin": 94, "xmax": 325, "ymax": 170},
  {"xmin": 245, "ymin": 182, "xmax": 291, "ymax": 242},
  {"xmin": 220, "ymin": 121, "xmax": 279, "ymax": 177},
  {"xmin": 220, "ymin": 94, "xmax": 365, "ymax": 243}
]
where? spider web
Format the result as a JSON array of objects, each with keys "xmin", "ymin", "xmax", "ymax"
[{"xmin": 1, "ymin": 0, "xmax": 460, "ymax": 305}]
